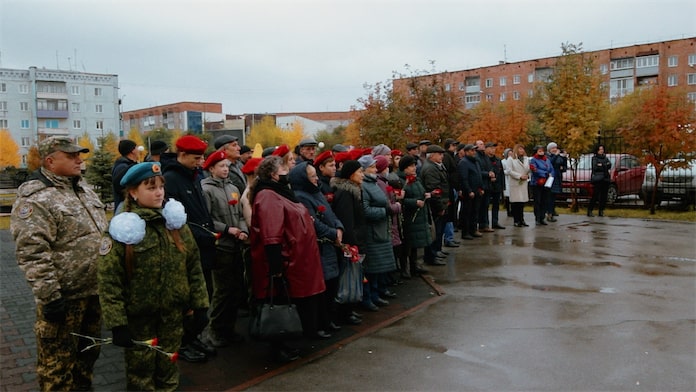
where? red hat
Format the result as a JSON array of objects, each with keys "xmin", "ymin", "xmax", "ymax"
[
  {"xmin": 272, "ymin": 144, "xmax": 290, "ymax": 157},
  {"xmin": 175, "ymin": 135, "xmax": 207, "ymax": 154},
  {"xmin": 202, "ymin": 150, "xmax": 227, "ymax": 170},
  {"xmin": 334, "ymin": 151, "xmax": 350, "ymax": 164},
  {"xmin": 241, "ymin": 157, "xmax": 263, "ymax": 175},
  {"xmin": 375, "ymin": 155, "xmax": 389, "ymax": 172},
  {"xmin": 313, "ymin": 150, "xmax": 334, "ymax": 166},
  {"xmin": 348, "ymin": 149, "xmax": 363, "ymax": 161},
  {"xmin": 361, "ymin": 148, "xmax": 373, "ymax": 156},
  {"xmin": 391, "ymin": 149, "xmax": 403, "ymax": 157}
]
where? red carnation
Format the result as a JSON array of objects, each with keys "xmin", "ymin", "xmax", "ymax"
[
  {"xmin": 406, "ymin": 175, "xmax": 417, "ymax": 184},
  {"xmin": 432, "ymin": 188, "xmax": 443, "ymax": 197},
  {"xmin": 324, "ymin": 192, "xmax": 334, "ymax": 203},
  {"xmin": 317, "ymin": 205, "xmax": 326, "ymax": 213},
  {"xmin": 386, "ymin": 185, "xmax": 394, "ymax": 193},
  {"xmin": 214, "ymin": 232, "xmax": 223, "ymax": 240},
  {"xmin": 228, "ymin": 199, "xmax": 238, "ymax": 205},
  {"xmin": 169, "ymin": 352, "xmax": 179, "ymax": 363}
]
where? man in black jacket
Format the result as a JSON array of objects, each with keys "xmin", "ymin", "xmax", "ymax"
[
  {"xmin": 457, "ymin": 144, "xmax": 484, "ymax": 240},
  {"xmin": 111, "ymin": 139, "xmax": 138, "ymax": 210},
  {"xmin": 442, "ymin": 139, "xmax": 461, "ymax": 247},
  {"xmin": 162, "ymin": 135, "xmax": 217, "ymax": 362},
  {"xmin": 484, "ymin": 142, "xmax": 506, "ymax": 229}
]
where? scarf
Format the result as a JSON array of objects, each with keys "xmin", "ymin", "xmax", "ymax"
[{"xmin": 253, "ymin": 178, "xmax": 298, "ymax": 203}]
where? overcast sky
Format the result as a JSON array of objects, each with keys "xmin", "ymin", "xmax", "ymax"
[{"xmin": 1, "ymin": 0, "xmax": 694, "ymax": 114}]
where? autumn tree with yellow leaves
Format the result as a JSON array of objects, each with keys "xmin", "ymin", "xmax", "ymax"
[
  {"xmin": 0, "ymin": 130, "xmax": 20, "ymax": 169},
  {"xmin": 247, "ymin": 116, "xmax": 306, "ymax": 150}
]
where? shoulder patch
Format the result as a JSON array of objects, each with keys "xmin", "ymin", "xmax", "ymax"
[
  {"xmin": 99, "ymin": 237, "xmax": 113, "ymax": 256},
  {"xmin": 17, "ymin": 180, "xmax": 48, "ymax": 197},
  {"xmin": 16, "ymin": 203, "xmax": 33, "ymax": 219}
]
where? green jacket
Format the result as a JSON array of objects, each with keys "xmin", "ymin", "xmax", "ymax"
[{"xmin": 98, "ymin": 207, "xmax": 209, "ymax": 329}]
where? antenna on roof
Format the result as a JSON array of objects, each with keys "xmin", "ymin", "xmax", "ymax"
[{"xmin": 504, "ymin": 44, "xmax": 507, "ymax": 63}]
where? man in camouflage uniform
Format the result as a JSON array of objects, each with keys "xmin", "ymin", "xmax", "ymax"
[{"xmin": 10, "ymin": 136, "xmax": 108, "ymax": 391}]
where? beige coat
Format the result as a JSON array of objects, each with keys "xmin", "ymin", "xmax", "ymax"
[{"xmin": 506, "ymin": 156, "xmax": 531, "ymax": 203}]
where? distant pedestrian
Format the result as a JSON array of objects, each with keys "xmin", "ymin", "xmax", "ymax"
[
  {"xmin": 11, "ymin": 136, "xmax": 108, "ymax": 391},
  {"xmin": 546, "ymin": 142, "xmax": 567, "ymax": 221},
  {"xmin": 587, "ymin": 144, "xmax": 612, "ymax": 217},
  {"xmin": 507, "ymin": 144, "xmax": 531, "ymax": 227}
]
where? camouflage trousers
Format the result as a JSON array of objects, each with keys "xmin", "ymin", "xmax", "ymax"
[
  {"xmin": 34, "ymin": 295, "xmax": 101, "ymax": 392},
  {"xmin": 124, "ymin": 310, "xmax": 184, "ymax": 391}
]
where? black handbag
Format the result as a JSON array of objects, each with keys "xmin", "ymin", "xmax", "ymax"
[{"xmin": 249, "ymin": 276, "xmax": 303, "ymax": 341}]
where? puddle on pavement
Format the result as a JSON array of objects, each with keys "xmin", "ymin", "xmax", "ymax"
[{"xmin": 532, "ymin": 258, "xmax": 622, "ymax": 268}]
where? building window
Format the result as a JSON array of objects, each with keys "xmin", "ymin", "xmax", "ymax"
[
  {"xmin": 499, "ymin": 77, "xmax": 507, "ymax": 86},
  {"xmin": 96, "ymin": 121, "xmax": 103, "ymax": 130},
  {"xmin": 513, "ymin": 91, "xmax": 520, "ymax": 100},
  {"xmin": 458, "ymin": 81, "xmax": 465, "ymax": 91},
  {"xmin": 499, "ymin": 92, "xmax": 507, "ymax": 102},
  {"xmin": 71, "ymin": 86, "xmax": 80, "ymax": 95},
  {"xmin": 0, "ymin": 119, "xmax": 8, "ymax": 128},
  {"xmin": 688, "ymin": 54, "xmax": 696, "ymax": 65},
  {"xmin": 72, "ymin": 103, "xmax": 80, "ymax": 112},
  {"xmin": 21, "ymin": 137, "xmax": 31, "ymax": 146},
  {"xmin": 445, "ymin": 83, "xmax": 451, "ymax": 92},
  {"xmin": 610, "ymin": 58, "xmax": 634, "ymax": 70},
  {"xmin": 465, "ymin": 94, "xmax": 481, "ymax": 104},
  {"xmin": 0, "ymin": 101, "xmax": 6, "ymax": 111},
  {"xmin": 73, "ymin": 120, "xmax": 82, "ymax": 129},
  {"xmin": 688, "ymin": 74, "xmax": 696, "ymax": 85},
  {"xmin": 513, "ymin": 75, "xmax": 521, "ymax": 85},
  {"xmin": 668, "ymin": 56, "xmax": 678, "ymax": 67},
  {"xmin": 95, "ymin": 104, "xmax": 103, "ymax": 113},
  {"xmin": 45, "ymin": 120, "xmax": 59, "ymax": 128},
  {"xmin": 466, "ymin": 78, "xmax": 480, "ymax": 87},
  {"xmin": 688, "ymin": 92, "xmax": 696, "ymax": 102},
  {"xmin": 667, "ymin": 75, "xmax": 678, "ymax": 86},
  {"xmin": 19, "ymin": 84, "xmax": 29, "ymax": 94},
  {"xmin": 528, "ymin": 73, "xmax": 534, "ymax": 83},
  {"xmin": 636, "ymin": 55, "xmax": 659, "ymax": 68},
  {"xmin": 486, "ymin": 94, "xmax": 493, "ymax": 102},
  {"xmin": 485, "ymin": 78, "xmax": 493, "ymax": 88},
  {"xmin": 600, "ymin": 64, "xmax": 608, "ymax": 74},
  {"xmin": 94, "ymin": 87, "xmax": 102, "ymax": 96},
  {"xmin": 0, "ymin": 83, "xmax": 6, "ymax": 93},
  {"xmin": 21, "ymin": 119, "xmax": 30, "ymax": 129},
  {"xmin": 20, "ymin": 102, "xmax": 29, "ymax": 111}
]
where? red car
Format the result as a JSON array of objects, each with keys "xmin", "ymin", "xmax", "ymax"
[{"xmin": 560, "ymin": 153, "xmax": 646, "ymax": 204}]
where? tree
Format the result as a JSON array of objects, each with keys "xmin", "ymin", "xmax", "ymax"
[
  {"xmin": 102, "ymin": 132, "xmax": 120, "ymax": 163},
  {"xmin": 26, "ymin": 146, "xmax": 41, "ymax": 171},
  {"xmin": 78, "ymin": 131, "xmax": 95, "ymax": 163},
  {"xmin": 462, "ymin": 99, "xmax": 531, "ymax": 148},
  {"xmin": 84, "ymin": 135, "xmax": 116, "ymax": 204},
  {"xmin": 609, "ymin": 85, "xmax": 696, "ymax": 213},
  {"xmin": 0, "ymin": 130, "xmax": 20, "ymax": 169},
  {"xmin": 127, "ymin": 128, "xmax": 146, "ymax": 161},
  {"xmin": 316, "ymin": 125, "xmax": 347, "ymax": 150},
  {"xmin": 530, "ymin": 42, "xmax": 608, "ymax": 210},
  {"xmin": 246, "ymin": 117, "xmax": 306, "ymax": 149}
]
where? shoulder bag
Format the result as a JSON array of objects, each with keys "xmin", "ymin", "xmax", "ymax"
[{"xmin": 249, "ymin": 276, "xmax": 303, "ymax": 341}]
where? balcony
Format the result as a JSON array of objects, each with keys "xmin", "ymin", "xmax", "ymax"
[
  {"xmin": 38, "ymin": 127, "xmax": 69, "ymax": 136},
  {"xmin": 36, "ymin": 91, "xmax": 68, "ymax": 100},
  {"xmin": 37, "ymin": 109, "xmax": 69, "ymax": 119}
]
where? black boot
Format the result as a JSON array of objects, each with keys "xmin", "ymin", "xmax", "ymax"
[
  {"xmin": 587, "ymin": 209, "xmax": 594, "ymax": 217},
  {"xmin": 598, "ymin": 210, "xmax": 604, "ymax": 217}
]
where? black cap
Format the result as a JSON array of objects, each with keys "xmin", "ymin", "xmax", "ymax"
[
  {"xmin": 213, "ymin": 135, "xmax": 238, "ymax": 149},
  {"xmin": 462, "ymin": 144, "xmax": 476, "ymax": 151},
  {"xmin": 419, "ymin": 140, "xmax": 432, "ymax": 146},
  {"xmin": 444, "ymin": 138, "xmax": 459, "ymax": 148},
  {"xmin": 240, "ymin": 145, "xmax": 252, "ymax": 154},
  {"xmin": 405, "ymin": 142, "xmax": 418, "ymax": 150},
  {"xmin": 298, "ymin": 138, "xmax": 318, "ymax": 147},
  {"xmin": 149, "ymin": 140, "xmax": 168, "ymax": 155},
  {"xmin": 118, "ymin": 140, "xmax": 137, "ymax": 156},
  {"xmin": 339, "ymin": 160, "xmax": 362, "ymax": 179},
  {"xmin": 426, "ymin": 145, "xmax": 446, "ymax": 153},
  {"xmin": 485, "ymin": 142, "xmax": 498, "ymax": 148}
]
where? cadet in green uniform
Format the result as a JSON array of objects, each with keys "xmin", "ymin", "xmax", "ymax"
[
  {"xmin": 11, "ymin": 136, "xmax": 108, "ymax": 391},
  {"xmin": 98, "ymin": 162, "xmax": 209, "ymax": 391}
]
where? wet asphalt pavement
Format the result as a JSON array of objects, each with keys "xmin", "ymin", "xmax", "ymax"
[{"xmin": 249, "ymin": 213, "xmax": 696, "ymax": 391}]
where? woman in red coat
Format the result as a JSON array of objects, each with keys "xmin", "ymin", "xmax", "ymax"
[{"xmin": 249, "ymin": 156, "xmax": 326, "ymax": 362}]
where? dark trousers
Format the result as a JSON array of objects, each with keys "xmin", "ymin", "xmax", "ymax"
[
  {"xmin": 319, "ymin": 277, "xmax": 339, "ymax": 330},
  {"xmin": 511, "ymin": 202, "xmax": 525, "ymax": 224},
  {"xmin": 489, "ymin": 192, "xmax": 502, "ymax": 226},
  {"xmin": 424, "ymin": 214, "xmax": 446, "ymax": 262},
  {"xmin": 459, "ymin": 194, "xmax": 481, "ymax": 235},
  {"xmin": 589, "ymin": 181, "xmax": 609, "ymax": 212},
  {"xmin": 209, "ymin": 249, "xmax": 245, "ymax": 337},
  {"xmin": 478, "ymin": 191, "xmax": 490, "ymax": 228},
  {"xmin": 532, "ymin": 186, "xmax": 550, "ymax": 222}
]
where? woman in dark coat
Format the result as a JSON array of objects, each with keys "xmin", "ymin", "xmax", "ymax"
[
  {"xmin": 330, "ymin": 160, "xmax": 365, "ymax": 326},
  {"xmin": 588, "ymin": 144, "xmax": 612, "ymax": 217},
  {"xmin": 289, "ymin": 161, "xmax": 344, "ymax": 337},
  {"xmin": 249, "ymin": 156, "xmax": 326, "ymax": 362},
  {"xmin": 529, "ymin": 145, "xmax": 554, "ymax": 226},
  {"xmin": 396, "ymin": 155, "xmax": 432, "ymax": 277}
]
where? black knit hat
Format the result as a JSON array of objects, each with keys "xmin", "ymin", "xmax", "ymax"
[
  {"xmin": 339, "ymin": 160, "xmax": 362, "ymax": 179},
  {"xmin": 399, "ymin": 155, "xmax": 417, "ymax": 172},
  {"xmin": 118, "ymin": 139, "xmax": 137, "ymax": 156}
]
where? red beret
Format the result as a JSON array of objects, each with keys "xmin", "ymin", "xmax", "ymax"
[
  {"xmin": 348, "ymin": 149, "xmax": 363, "ymax": 161},
  {"xmin": 272, "ymin": 144, "xmax": 290, "ymax": 157},
  {"xmin": 176, "ymin": 135, "xmax": 207, "ymax": 154},
  {"xmin": 202, "ymin": 150, "xmax": 227, "ymax": 170},
  {"xmin": 241, "ymin": 157, "xmax": 263, "ymax": 175},
  {"xmin": 334, "ymin": 151, "xmax": 350, "ymax": 164},
  {"xmin": 313, "ymin": 151, "xmax": 334, "ymax": 166},
  {"xmin": 391, "ymin": 149, "xmax": 403, "ymax": 157},
  {"xmin": 361, "ymin": 148, "xmax": 373, "ymax": 156}
]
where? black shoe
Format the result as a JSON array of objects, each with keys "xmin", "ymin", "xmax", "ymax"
[
  {"xmin": 381, "ymin": 290, "xmax": 397, "ymax": 299},
  {"xmin": 344, "ymin": 315, "xmax": 363, "ymax": 325},
  {"xmin": 462, "ymin": 234, "xmax": 474, "ymax": 240},
  {"xmin": 598, "ymin": 211, "xmax": 604, "ymax": 217},
  {"xmin": 444, "ymin": 241, "xmax": 459, "ymax": 247},
  {"xmin": 179, "ymin": 345, "xmax": 207, "ymax": 363},
  {"xmin": 493, "ymin": 224, "xmax": 506, "ymax": 229},
  {"xmin": 514, "ymin": 222, "xmax": 523, "ymax": 227},
  {"xmin": 361, "ymin": 302, "xmax": 379, "ymax": 312},
  {"xmin": 521, "ymin": 221, "xmax": 529, "ymax": 227},
  {"xmin": 329, "ymin": 322, "xmax": 342, "ymax": 331},
  {"xmin": 587, "ymin": 211, "xmax": 594, "ymax": 217},
  {"xmin": 351, "ymin": 310, "xmax": 363, "ymax": 318},
  {"xmin": 275, "ymin": 348, "xmax": 300, "ymax": 363},
  {"xmin": 206, "ymin": 332, "xmax": 230, "ymax": 348},
  {"xmin": 426, "ymin": 259, "xmax": 446, "ymax": 266},
  {"xmin": 314, "ymin": 330, "xmax": 332, "ymax": 339},
  {"xmin": 547, "ymin": 216, "xmax": 557, "ymax": 222},
  {"xmin": 436, "ymin": 251, "xmax": 448, "ymax": 258},
  {"xmin": 373, "ymin": 298, "xmax": 390, "ymax": 307},
  {"xmin": 536, "ymin": 220, "xmax": 548, "ymax": 226},
  {"xmin": 190, "ymin": 337, "xmax": 217, "ymax": 357}
]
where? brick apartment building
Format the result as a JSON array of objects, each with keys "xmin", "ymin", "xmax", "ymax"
[
  {"xmin": 393, "ymin": 37, "xmax": 696, "ymax": 109},
  {"xmin": 121, "ymin": 101, "xmax": 225, "ymax": 134}
]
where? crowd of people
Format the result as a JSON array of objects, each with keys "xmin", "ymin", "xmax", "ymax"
[{"xmin": 12, "ymin": 133, "xmax": 580, "ymax": 390}]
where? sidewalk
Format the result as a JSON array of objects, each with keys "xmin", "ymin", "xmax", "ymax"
[{"xmin": 0, "ymin": 229, "xmax": 443, "ymax": 391}]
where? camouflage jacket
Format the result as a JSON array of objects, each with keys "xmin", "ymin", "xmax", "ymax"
[
  {"xmin": 10, "ymin": 168, "xmax": 108, "ymax": 304},
  {"xmin": 98, "ymin": 207, "xmax": 209, "ymax": 329}
]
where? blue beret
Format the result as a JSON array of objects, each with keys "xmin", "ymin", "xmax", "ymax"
[{"xmin": 120, "ymin": 162, "xmax": 162, "ymax": 187}]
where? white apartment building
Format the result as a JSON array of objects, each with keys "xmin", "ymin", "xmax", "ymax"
[{"xmin": 0, "ymin": 66, "xmax": 119, "ymax": 167}]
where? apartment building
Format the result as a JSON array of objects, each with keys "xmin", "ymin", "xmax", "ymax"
[
  {"xmin": 122, "ymin": 102, "xmax": 224, "ymax": 134},
  {"xmin": 0, "ymin": 66, "xmax": 119, "ymax": 167},
  {"xmin": 394, "ymin": 37, "xmax": 696, "ymax": 109}
]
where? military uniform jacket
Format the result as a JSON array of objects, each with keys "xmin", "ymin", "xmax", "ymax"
[
  {"xmin": 98, "ymin": 207, "xmax": 209, "ymax": 329},
  {"xmin": 200, "ymin": 176, "xmax": 248, "ymax": 253},
  {"xmin": 11, "ymin": 168, "xmax": 108, "ymax": 305}
]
